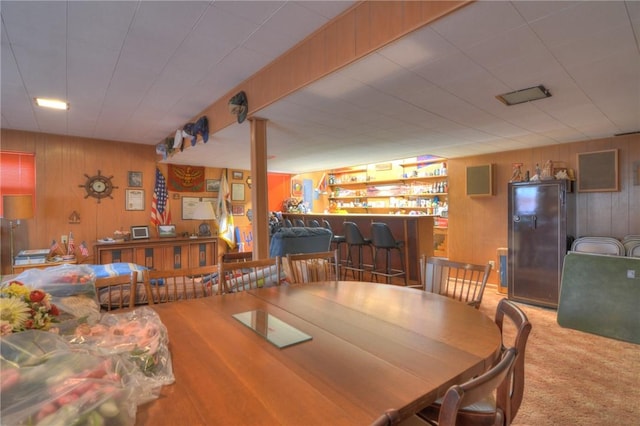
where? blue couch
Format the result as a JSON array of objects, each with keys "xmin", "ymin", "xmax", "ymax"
[{"xmin": 269, "ymin": 227, "xmax": 332, "ymax": 258}]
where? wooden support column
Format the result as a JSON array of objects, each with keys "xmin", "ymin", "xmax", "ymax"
[{"xmin": 250, "ymin": 118, "xmax": 269, "ymax": 259}]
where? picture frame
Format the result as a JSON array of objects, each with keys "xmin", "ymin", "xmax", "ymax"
[
  {"xmin": 577, "ymin": 149, "xmax": 619, "ymax": 192},
  {"xmin": 125, "ymin": 189, "xmax": 144, "ymax": 211},
  {"xmin": 128, "ymin": 171, "xmax": 142, "ymax": 188},
  {"xmin": 130, "ymin": 226, "xmax": 150, "ymax": 240},
  {"xmin": 232, "ymin": 171, "xmax": 244, "ymax": 180},
  {"xmin": 232, "ymin": 204, "xmax": 245, "ymax": 216},
  {"xmin": 206, "ymin": 179, "xmax": 220, "ymax": 192},
  {"xmin": 158, "ymin": 224, "xmax": 177, "ymax": 238},
  {"xmin": 231, "ymin": 183, "xmax": 245, "ymax": 201},
  {"xmin": 182, "ymin": 196, "xmax": 216, "ymax": 220},
  {"xmin": 466, "ymin": 164, "xmax": 493, "ymax": 196}
]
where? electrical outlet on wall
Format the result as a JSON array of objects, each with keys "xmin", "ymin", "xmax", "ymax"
[
  {"xmin": 488, "ymin": 260, "xmax": 495, "ymax": 269},
  {"xmin": 61, "ymin": 235, "xmax": 68, "ymax": 244}
]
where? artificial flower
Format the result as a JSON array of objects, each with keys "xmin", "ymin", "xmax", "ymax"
[{"xmin": 0, "ymin": 281, "xmax": 59, "ymax": 334}]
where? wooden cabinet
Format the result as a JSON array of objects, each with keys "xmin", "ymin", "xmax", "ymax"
[{"xmin": 94, "ymin": 237, "xmax": 217, "ymax": 270}]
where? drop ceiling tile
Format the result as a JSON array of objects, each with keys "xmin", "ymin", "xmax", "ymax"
[
  {"xmin": 430, "ymin": 1, "xmax": 526, "ymax": 50},
  {"xmin": 379, "ymin": 27, "xmax": 458, "ymax": 69},
  {"xmin": 68, "ymin": 1, "xmax": 137, "ymax": 50},
  {"xmin": 529, "ymin": 1, "xmax": 629, "ymax": 47},
  {"xmin": 212, "ymin": 1, "xmax": 286, "ymax": 25}
]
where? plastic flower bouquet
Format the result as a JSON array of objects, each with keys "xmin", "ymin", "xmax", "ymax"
[{"xmin": 0, "ymin": 281, "xmax": 60, "ymax": 335}]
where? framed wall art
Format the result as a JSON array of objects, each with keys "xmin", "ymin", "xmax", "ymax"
[
  {"xmin": 128, "ymin": 171, "xmax": 143, "ymax": 187},
  {"xmin": 206, "ymin": 179, "xmax": 220, "ymax": 192},
  {"xmin": 125, "ymin": 189, "xmax": 144, "ymax": 211},
  {"xmin": 232, "ymin": 204, "xmax": 245, "ymax": 216},
  {"xmin": 232, "ymin": 171, "xmax": 243, "ymax": 180},
  {"xmin": 231, "ymin": 183, "xmax": 245, "ymax": 201},
  {"xmin": 577, "ymin": 149, "xmax": 619, "ymax": 192},
  {"xmin": 182, "ymin": 196, "xmax": 216, "ymax": 220}
]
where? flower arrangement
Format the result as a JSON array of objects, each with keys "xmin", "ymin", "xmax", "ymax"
[{"xmin": 0, "ymin": 281, "xmax": 60, "ymax": 335}]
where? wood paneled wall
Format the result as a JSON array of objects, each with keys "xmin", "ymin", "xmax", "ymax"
[
  {"xmin": 0, "ymin": 129, "xmax": 251, "ymax": 274},
  {"xmin": 2, "ymin": 128, "xmax": 638, "ymax": 282},
  {"xmin": 447, "ymin": 134, "xmax": 640, "ymax": 284}
]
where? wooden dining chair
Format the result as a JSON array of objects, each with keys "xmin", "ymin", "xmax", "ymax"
[
  {"xmin": 283, "ymin": 250, "xmax": 339, "ymax": 284},
  {"xmin": 418, "ymin": 300, "xmax": 531, "ymax": 426},
  {"xmin": 220, "ymin": 251, "xmax": 253, "ymax": 263},
  {"xmin": 142, "ymin": 265, "xmax": 217, "ymax": 304},
  {"xmin": 218, "ymin": 257, "xmax": 280, "ymax": 294},
  {"xmin": 419, "ymin": 256, "xmax": 491, "ymax": 309},
  {"xmin": 418, "ymin": 348, "xmax": 518, "ymax": 426},
  {"xmin": 94, "ymin": 271, "xmax": 138, "ymax": 311}
]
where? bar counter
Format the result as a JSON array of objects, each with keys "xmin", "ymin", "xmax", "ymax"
[{"xmin": 283, "ymin": 213, "xmax": 434, "ymax": 284}]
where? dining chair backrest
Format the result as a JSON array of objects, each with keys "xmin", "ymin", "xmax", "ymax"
[
  {"xmin": 283, "ymin": 250, "xmax": 339, "ymax": 284},
  {"xmin": 420, "ymin": 256, "xmax": 491, "ymax": 309},
  {"xmin": 416, "ymin": 300, "xmax": 531, "ymax": 426},
  {"xmin": 437, "ymin": 347, "xmax": 518, "ymax": 426},
  {"xmin": 95, "ymin": 271, "xmax": 138, "ymax": 311},
  {"xmin": 294, "ymin": 218, "xmax": 306, "ymax": 227},
  {"xmin": 143, "ymin": 265, "xmax": 217, "ymax": 304},
  {"xmin": 494, "ymin": 298, "xmax": 532, "ymax": 424},
  {"xmin": 221, "ymin": 251, "xmax": 253, "ymax": 263},
  {"xmin": 219, "ymin": 257, "xmax": 280, "ymax": 294},
  {"xmin": 308, "ymin": 219, "xmax": 321, "ymax": 227}
]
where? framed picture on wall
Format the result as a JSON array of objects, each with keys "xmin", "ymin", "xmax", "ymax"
[
  {"xmin": 206, "ymin": 179, "xmax": 220, "ymax": 192},
  {"xmin": 232, "ymin": 171, "xmax": 243, "ymax": 180},
  {"xmin": 231, "ymin": 183, "xmax": 245, "ymax": 201},
  {"xmin": 232, "ymin": 204, "xmax": 245, "ymax": 216},
  {"xmin": 128, "ymin": 171, "xmax": 142, "ymax": 187},
  {"xmin": 125, "ymin": 189, "xmax": 144, "ymax": 211}
]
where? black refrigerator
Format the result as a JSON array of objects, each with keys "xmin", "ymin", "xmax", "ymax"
[{"xmin": 507, "ymin": 180, "xmax": 575, "ymax": 308}]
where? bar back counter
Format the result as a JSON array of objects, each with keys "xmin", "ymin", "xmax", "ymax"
[{"xmin": 283, "ymin": 213, "xmax": 434, "ymax": 286}]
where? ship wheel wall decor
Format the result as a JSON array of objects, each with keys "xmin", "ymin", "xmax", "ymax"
[{"xmin": 79, "ymin": 170, "xmax": 118, "ymax": 203}]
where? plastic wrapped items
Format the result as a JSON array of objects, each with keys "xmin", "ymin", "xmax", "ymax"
[
  {"xmin": 7, "ymin": 264, "xmax": 100, "ymax": 332},
  {"xmin": 67, "ymin": 307, "xmax": 175, "ymax": 404},
  {"xmin": 1, "ymin": 331, "xmax": 137, "ymax": 426},
  {"xmin": 1, "ymin": 307, "xmax": 175, "ymax": 425}
]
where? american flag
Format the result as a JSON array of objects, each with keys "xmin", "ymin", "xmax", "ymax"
[
  {"xmin": 79, "ymin": 241, "xmax": 90, "ymax": 258},
  {"xmin": 151, "ymin": 167, "xmax": 171, "ymax": 226},
  {"xmin": 50, "ymin": 239, "xmax": 63, "ymax": 256},
  {"xmin": 67, "ymin": 231, "xmax": 75, "ymax": 255}
]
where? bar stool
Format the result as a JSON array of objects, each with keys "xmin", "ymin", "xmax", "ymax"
[
  {"xmin": 370, "ymin": 222, "xmax": 406, "ymax": 285},
  {"xmin": 308, "ymin": 219, "xmax": 321, "ymax": 227},
  {"xmin": 323, "ymin": 219, "xmax": 346, "ymax": 266},
  {"xmin": 294, "ymin": 218, "xmax": 306, "ymax": 227},
  {"xmin": 343, "ymin": 221, "xmax": 373, "ymax": 281}
]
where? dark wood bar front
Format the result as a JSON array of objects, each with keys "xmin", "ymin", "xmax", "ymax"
[{"xmin": 283, "ymin": 213, "xmax": 434, "ymax": 285}]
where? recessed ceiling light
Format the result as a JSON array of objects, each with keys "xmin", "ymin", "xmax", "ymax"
[
  {"xmin": 496, "ymin": 85, "xmax": 551, "ymax": 106},
  {"xmin": 34, "ymin": 98, "xmax": 69, "ymax": 110}
]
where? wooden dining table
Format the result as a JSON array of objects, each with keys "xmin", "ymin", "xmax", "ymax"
[{"xmin": 135, "ymin": 281, "xmax": 501, "ymax": 425}]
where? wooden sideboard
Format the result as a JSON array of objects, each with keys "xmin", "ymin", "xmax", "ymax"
[{"xmin": 94, "ymin": 237, "xmax": 217, "ymax": 270}]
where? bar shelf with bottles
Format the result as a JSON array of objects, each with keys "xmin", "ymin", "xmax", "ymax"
[{"xmin": 328, "ymin": 160, "xmax": 448, "ymax": 215}]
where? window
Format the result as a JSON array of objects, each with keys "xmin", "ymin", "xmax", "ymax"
[{"xmin": 0, "ymin": 151, "xmax": 36, "ymax": 216}]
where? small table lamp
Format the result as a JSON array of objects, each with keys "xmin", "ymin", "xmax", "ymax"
[
  {"xmin": 192, "ymin": 201, "xmax": 216, "ymax": 237},
  {"xmin": 3, "ymin": 194, "xmax": 34, "ymax": 265}
]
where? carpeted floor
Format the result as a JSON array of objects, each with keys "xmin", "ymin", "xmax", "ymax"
[{"xmin": 479, "ymin": 286, "xmax": 640, "ymax": 425}]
